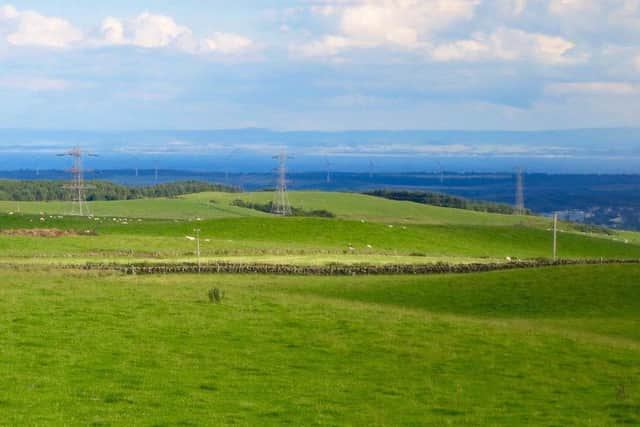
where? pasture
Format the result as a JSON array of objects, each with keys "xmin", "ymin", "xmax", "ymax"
[
  {"xmin": 0, "ymin": 214, "xmax": 640, "ymax": 265},
  {"xmin": 0, "ymin": 265, "xmax": 638, "ymax": 425},
  {"xmin": 1, "ymin": 190, "xmax": 639, "ymax": 425}
]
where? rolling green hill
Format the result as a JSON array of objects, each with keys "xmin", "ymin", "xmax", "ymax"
[
  {"xmin": 2, "ymin": 188, "xmax": 640, "ymax": 425},
  {"xmin": 186, "ymin": 191, "xmax": 551, "ymax": 226},
  {"xmin": 0, "ymin": 197, "xmax": 266, "ymax": 220},
  {"xmin": 0, "ymin": 190, "xmax": 638, "ymax": 266},
  {"xmin": 1, "ymin": 214, "xmax": 639, "ymax": 263},
  {"xmin": 1, "ymin": 265, "xmax": 638, "ymax": 425},
  {"xmin": 0, "ymin": 189, "xmax": 544, "ymax": 225}
]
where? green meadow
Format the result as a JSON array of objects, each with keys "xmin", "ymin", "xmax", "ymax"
[
  {"xmin": 0, "ymin": 190, "xmax": 639, "ymax": 265},
  {"xmin": 0, "ymin": 197, "xmax": 267, "ymax": 220},
  {"xmin": 1, "ymin": 215, "xmax": 639, "ymax": 264},
  {"xmin": 186, "ymin": 190, "xmax": 550, "ymax": 226},
  {"xmin": 0, "ymin": 265, "xmax": 638, "ymax": 425},
  {"xmin": 1, "ymin": 190, "xmax": 639, "ymax": 425}
]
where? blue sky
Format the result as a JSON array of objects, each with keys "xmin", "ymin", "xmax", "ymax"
[{"xmin": 1, "ymin": 0, "xmax": 639, "ymax": 131}]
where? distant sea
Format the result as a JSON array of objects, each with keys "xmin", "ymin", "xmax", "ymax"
[{"xmin": 1, "ymin": 128, "xmax": 639, "ymax": 174}]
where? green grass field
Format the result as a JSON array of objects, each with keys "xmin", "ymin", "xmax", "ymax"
[
  {"xmin": 0, "ymin": 197, "xmax": 267, "ymax": 220},
  {"xmin": 1, "ymin": 190, "xmax": 639, "ymax": 425},
  {"xmin": 0, "ymin": 265, "xmax": 638, "ymax": 425},
  {"xmin": 0, "ymin": 190, "xmax": 595, "ymax": 227},
  {"xmin": 3, "ymin": 191, "xmax": 636, "ymax": 261},
  {"xmin": 1, "ymin": 214, "xmax": 639, "ymax": 264},
  {"xmin": 187, "ymin": 190, "xmax": 552, "ymax": 226}
]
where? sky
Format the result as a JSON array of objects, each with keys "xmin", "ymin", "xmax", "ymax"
[{"xmin": 0, "ymin": 0, "xmax": 640, "ymax": 131}]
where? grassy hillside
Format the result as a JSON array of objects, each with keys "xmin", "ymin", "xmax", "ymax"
[
  {"xmin": 2, "ymin": 189, "xmax": 638, "ymax": 240},
  {"xmin": 1, "ymin": 265, "xmax": 638, "ymax": 425},
  {"xmin": 283, "ymin": 264, "xmax": 640, "ymax": 341},
  {"xmin": 0, "ymin": 190, "xmax": 638, "ymax": 266},
  {"xmin": 0, "ymin": 190, "xmax": 545, "ymax": 225},
  {"xmin": 187, "ymin": 191, "xmax": 552, "ymax": 226},
  {"xmin": 1, "ymin": 214, "xmax": 639, "ymax": 262},
  {"xmin": 0, "ymin": 198, "xmax": 265, "ymax": 220},
  {"xmin": 1, "ymin": 190, "xmax": 638, "ymax": 248}
]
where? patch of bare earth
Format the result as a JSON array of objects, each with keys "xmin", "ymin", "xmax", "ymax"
[{"xmin": 0, "ymin": 229, "xmax": 96, "ymax": 238}]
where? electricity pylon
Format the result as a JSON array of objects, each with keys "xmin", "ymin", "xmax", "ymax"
[
  {"xmin": 272, "ymin": 151, "xmax": 292, "ymax": 216},
  {"xmin": 515, "ymin": 167, "xmax": 525, "ymax": 215},
  {"xmin": 154, "ymin": 160, "xmax": 159, "ymax": 183},
  {"xmin": 325, "ymin": 156, "xmax": 333, "ymax": 184},
  {"xmin": 132, "ymin": 155, "xmax": 139, "ymax": 178},
  {"xmin": 225, "ymin": 149, "xmax": 239, "ymax": 183},
  {"xmin": 57, "ymin": 147, "xmax": 97, "ymax": 216},
  {"xmin": 436, "ymin": 160, "xmax": 444, "ymax": 185}
]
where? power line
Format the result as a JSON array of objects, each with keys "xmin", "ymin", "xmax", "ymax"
[{"xmin": 272, "ymin": 151, "xmax": 292, "ymax": 216}]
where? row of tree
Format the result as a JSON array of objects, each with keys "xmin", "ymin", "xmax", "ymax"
[
  {"xmin": 230, "ymin": 199, "xmax": 335, "ymax": 218},
  {"xmin": 0, "ymin": 180, "xmax": 239, "ymax": 201},
  {"xmin": 365, "ymin": 189, "xmax": 527, "ymax": 215}
]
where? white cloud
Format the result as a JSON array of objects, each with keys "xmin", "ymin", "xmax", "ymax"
[
  {"xmin": 298, "ymin": 35, "xmax": 354, "ymax": 58},
  {"xmin": 100, "ymin": 17, "xmax": 125, "ymax": 45},
  {"xmin": 548, "ymin": 0, "xmax": 640, "ymax": 36},
  {"xmin": 96, "ymin": 13, "xmax": 193, "ymax": 49},
  {"xmin": 95, "ymin": 12, "xmax": 254, "ymax": 55},
  {"xmin": 429, "ymin": 27, "xmax": 578, "ymax": 65},
  {"xmin": 546, "ymin": 81, "xmax": 640, "ymax": 95},
  {"xmin": 300, "ymin": 0, "xmax": 480, "ymax": 57},
  {"xmin": 548, "ymin": 0, "xmax": 600, "ymax": 16},
  {"xmin": 202, "ymin": 32, "xmax": 253, "ymax": 55},
  {"xmin": 501, "ymin": 0, "xmax": 528, "ymax": 16},
  {"xmin": 310, "ymin": 4, "xmax": 339, "ymax": 17},
  {"xmin": 299, "ymin": 0, "xmax": 581, "ymax": 65},
  {"xmin": 0, "ymin": 6, "xmax": 254, "ymax": 56},
  {"xmin": 0, "ymin": 77, "xmax": 72, "ymax": 91},
  {"xmin": 0, "ymin": 4, "xmax": 83, "ymax": 48}
]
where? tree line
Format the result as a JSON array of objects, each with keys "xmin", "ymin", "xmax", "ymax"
[
  {"xmin": 230, "ymin": 199, "xmax": 335, "ymax": 218},
  {"xmin": 0, "ymin": 180, "xmax": 240, "ymax": 201},
  {"xmin": 365, "ymin": 189, "xmax": 527, "ymax": 215}
]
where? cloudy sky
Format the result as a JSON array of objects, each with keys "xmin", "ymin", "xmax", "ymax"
[{"xmin": 1, "ymin": 0, "xmax": 639, "ymax": 131}]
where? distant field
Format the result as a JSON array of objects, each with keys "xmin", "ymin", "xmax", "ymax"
[
  {"xmin": 0, "ymin": 191, "xmax": 639, "ymax": 267},
  {"xmin": 1, "ymin": 214, "xmax": 639, "ymax": 263},
  {"xmin": 0, "ymin": 198, "xmax": 266, "ymax": 220},
  {"xmin": 1, "ymin": 265, "xmax": 638, "ymax": 425},
  {"xmin": 187, "ymin": 191, "xmax": 553, "ymax": 226},
  {"xmin": 0, "ymin": 190, "xmax": 553, "ymax": 225},
  {"xmin": 2, "ymin": 189, "xmax": 638, "ymax": 238}
]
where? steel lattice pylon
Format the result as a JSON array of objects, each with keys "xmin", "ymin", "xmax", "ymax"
[
  {"xmin": 515, "ymin": 167, "xmax": 526, "ymax": 216},
  {"xmin": 272, "ymin": 151, "xmax": 292, "ymax": 216},
  {"xmin": 58, "ymin": 147, "xmax": 97, "ymax": 217}
]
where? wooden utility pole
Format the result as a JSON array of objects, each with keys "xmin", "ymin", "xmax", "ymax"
[
  {"xmin": 195, "ymin": 228, "xmax": 201, "ymax": 273},
  {"xmin": 553, "ymin": 213, "xmax": 558, "ymax": 261}
]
